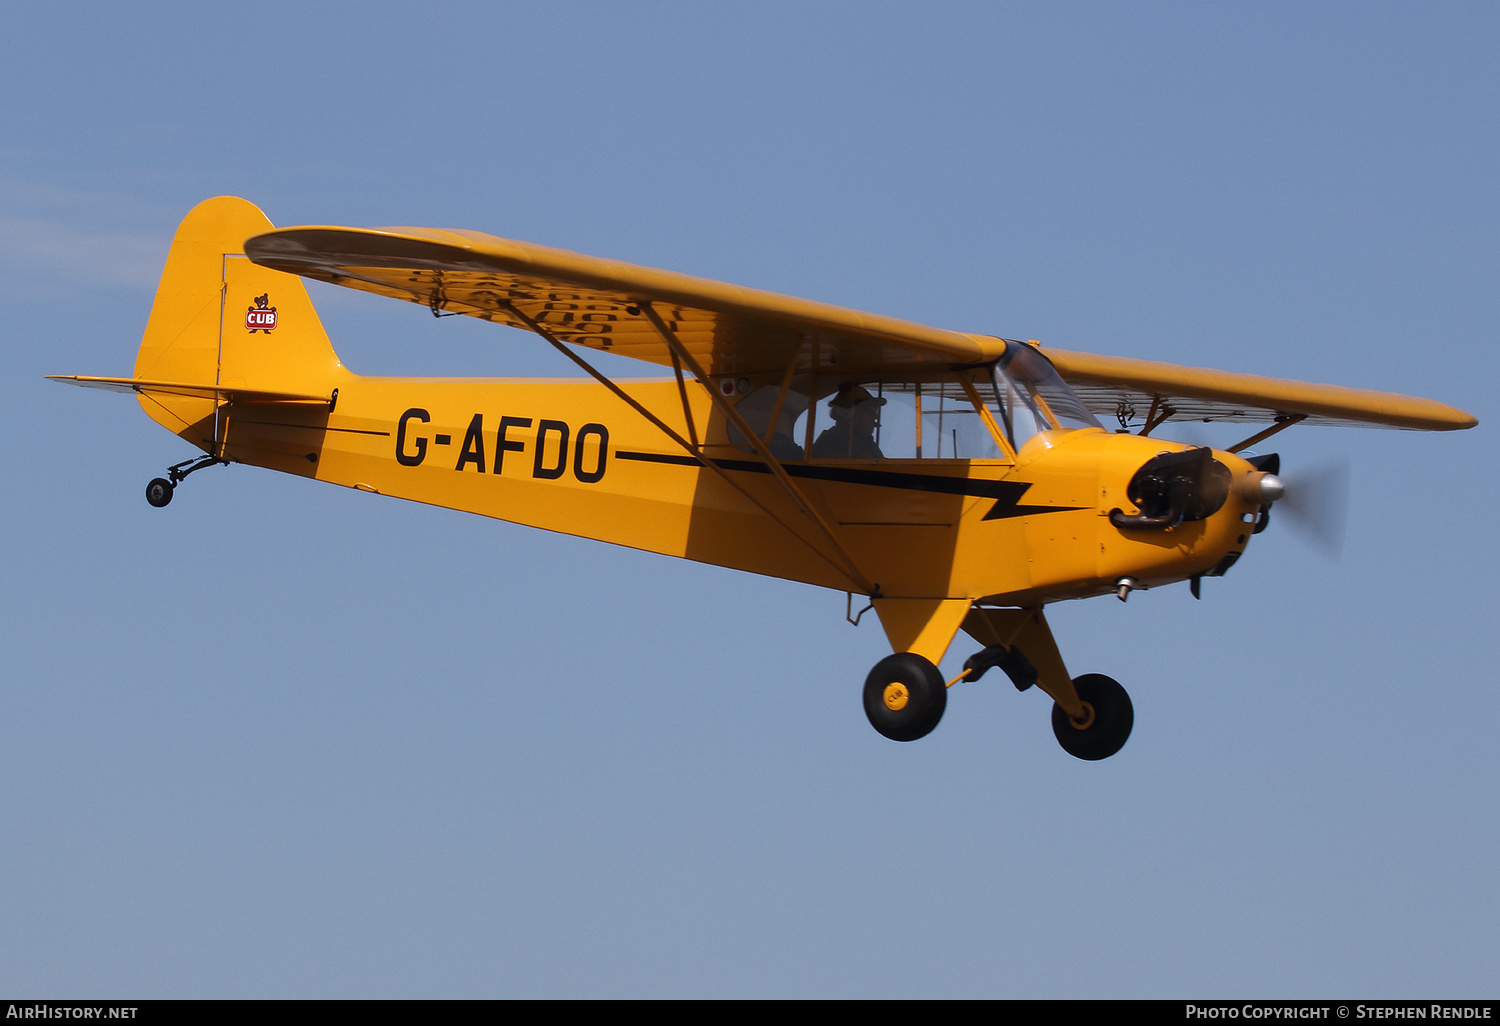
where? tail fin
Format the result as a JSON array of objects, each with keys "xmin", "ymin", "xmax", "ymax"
[{"xmin": 132, "ymin": 196, "xmax": 344, "ymax": 443}]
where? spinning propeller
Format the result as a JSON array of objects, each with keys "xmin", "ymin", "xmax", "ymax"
[
  {"xmin": 1273, "ymin": 459, "xmax": 1350, "ymax": 555},
  {"xmin": 1246, "ymin": 453, "xmax": 1351, "ymax": 556}
]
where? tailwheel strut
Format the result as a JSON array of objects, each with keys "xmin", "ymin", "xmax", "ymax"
[{"xmin": 145, "ymin": 454, "xmax": 228, "ymax": 508}]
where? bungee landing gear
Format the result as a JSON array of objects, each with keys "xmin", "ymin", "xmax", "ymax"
[{"xmin": 860, "ymin": 642, "xmax": 1134, "ymax": 760}]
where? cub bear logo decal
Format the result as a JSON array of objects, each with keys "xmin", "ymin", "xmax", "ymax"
[{"xmin": 246, "ymin": 293, "xmax": 278, "ymax": 333}]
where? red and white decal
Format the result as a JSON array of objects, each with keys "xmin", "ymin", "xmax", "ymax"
[{"xmin": 246, "ymin": 293, "xmax": 278, "ymax": 333}]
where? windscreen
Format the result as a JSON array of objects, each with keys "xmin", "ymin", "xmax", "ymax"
[{"xmin": 989, "ymin": 341, "xmax": 1102, "ymax": 449}]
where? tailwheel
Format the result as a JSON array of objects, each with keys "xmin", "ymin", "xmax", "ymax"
[
  {"xmin": 145, "ymin": 453, "xmax": 228, "ymax": 508},
  {"xmin": 863, "ymin": 652, "xmax": 947, "ymax": 742},
  {"xmin": 1051, "ymin": 673, "xmax": 1133, "ymax": 761},
  {"xmin": 145, "ymin": 478, "xmax": 174, "ymax": 508}
]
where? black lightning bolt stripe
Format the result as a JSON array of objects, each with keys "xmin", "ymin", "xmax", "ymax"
[{"xmin": 613, "ymin": 451, "xmax": 1085, "ymax": 521}]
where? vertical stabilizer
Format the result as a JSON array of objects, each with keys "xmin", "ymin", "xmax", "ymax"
[{"xmin": 132, "ymin": 196, "xmax": 343, "ymax": 443}]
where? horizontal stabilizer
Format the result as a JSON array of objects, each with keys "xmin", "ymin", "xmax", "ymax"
[{"xmin": 47, "ymin": 375, "xmax": 334, "ymax": 406}]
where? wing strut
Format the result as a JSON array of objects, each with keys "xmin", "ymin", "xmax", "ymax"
[
  {"xmin": 637, "ymin": 301, "xmax": 878, "ymax": 596},
  {"xmin": 666, "ymin": 347, "xmax": 701, "ymax": 451},
  {"xmin": 496, "ymin": 300, "xmax": 879, "ymax": 596},
  {"xmin": 1137, "ymin": 397, "xmax": 1174, "ymax": 437},
  {"xmin": 1227, "ymin": 414, "xmax": 1306, "ymax": 454}
]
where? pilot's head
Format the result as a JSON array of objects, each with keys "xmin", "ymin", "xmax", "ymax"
[{"xmin": 828, "ymin": 383, "xmax": 886, "ymax": 426}]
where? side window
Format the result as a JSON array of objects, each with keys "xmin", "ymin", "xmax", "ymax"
[
  {"xmin": 728, "ymin": 384, "xmax": 810, "ymax": 460},
  {"xmin": 802, "ymin": 383, "xmax": 891, "ymax": 460},
  {"xmin": 910, "ymin": 387, "xmax": 1005, "ymax": 460},
  {"xmin": 787, "ymin": 380, "xmax": 1010, "ymax": 462}
]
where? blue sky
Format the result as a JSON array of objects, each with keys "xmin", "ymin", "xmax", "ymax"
[{"xmin": 2, "ymin": 1, "xmax": 1495, "ymax": 997}]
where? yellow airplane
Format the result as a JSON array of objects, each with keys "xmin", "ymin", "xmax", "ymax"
[{"xmin": 51, "ymin": 197, "xmax": 1477, "ymax": 759}]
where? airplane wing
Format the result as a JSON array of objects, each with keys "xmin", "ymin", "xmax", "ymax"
[
  {"xmin": 243, "ymin": 223, "xmax": 1475, "ymax": 432},
  {"xmin": 1040, "ymin": 348, "xmax": 1476, "ymax": 431},
  {"xmin": 244, "ymin": 225, "xmax": 994, "ymax": 383}
]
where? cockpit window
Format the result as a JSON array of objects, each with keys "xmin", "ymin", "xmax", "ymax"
[
  {"xmin": 728, "ymin": 342, "xmax": 1098, "ymax": 461},
  {"xmin": 727, "ymin": 381, "xmax": 809, "ymax": 460},
  {"xmin": 783, "ymin": 380, "xmax": 1006, "ymax": 461},
  {"xmin": 862, "ymin": 381, "xmax": 1004, "ymax": 459}
]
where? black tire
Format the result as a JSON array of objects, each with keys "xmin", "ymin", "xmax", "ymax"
[
  {"xmin": 1051, "ymin": 673, "xmax": 1133, "ymax": 761},
  {"xmin": 863, "ymin": 652, "xmax": 947, "ymax": 742},
  {"xmin": 145, "ymin": 478, "xmax": 174, "ymax": 508}
]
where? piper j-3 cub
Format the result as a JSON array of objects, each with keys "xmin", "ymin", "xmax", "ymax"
[{"xmin": 52, "ymin": 197, "xmax": 1477, "ymax": 759}]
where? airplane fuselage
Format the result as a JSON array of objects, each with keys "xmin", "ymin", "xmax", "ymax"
[{"xmin": 153, "ymin": 373, "xmax": 1262, "ymax": 607}]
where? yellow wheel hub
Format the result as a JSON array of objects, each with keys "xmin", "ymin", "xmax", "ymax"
[
  {"xmin": 882, "ymin": 682, "xmax": 910, "ymax": 712},
  {"xmin": 1069, "ymin": 700, "xmax": 1096, "ymax": 731}
]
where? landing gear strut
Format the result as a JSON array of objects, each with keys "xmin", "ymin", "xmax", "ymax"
[
  {"xmin": 861, "ymin": 606, "xmax": 1134, "ymax": 758},
  {"xmin": 145, "ymin": 454, "xmax": 228, "ymax": 507}
]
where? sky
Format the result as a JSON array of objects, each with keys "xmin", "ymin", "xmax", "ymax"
[{"xmin": 1, "ymin": 1, "xmax": 1496, "ymax": 999}]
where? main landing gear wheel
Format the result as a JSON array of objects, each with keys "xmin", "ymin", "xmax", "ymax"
[
  {"xmin": 145, "ymin": 478, "xmax": 174, "ymax": 508},
  {"xmin": 1051, "ymin": 673, "xmax": 1133, "ymax": 761},
  {"xmin": 863, "ymin": 652, "xmax": 947, "ymax": 742}
]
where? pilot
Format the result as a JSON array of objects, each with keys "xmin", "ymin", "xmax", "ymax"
[{"xmin": 813, "ymin": 383, "xmax": 887, "ymax": 459}]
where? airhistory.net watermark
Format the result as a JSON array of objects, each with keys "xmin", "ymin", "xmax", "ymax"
[{"xmin": 5, "ymin": 1007, "xmax": 137, "ymax": 1019}]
